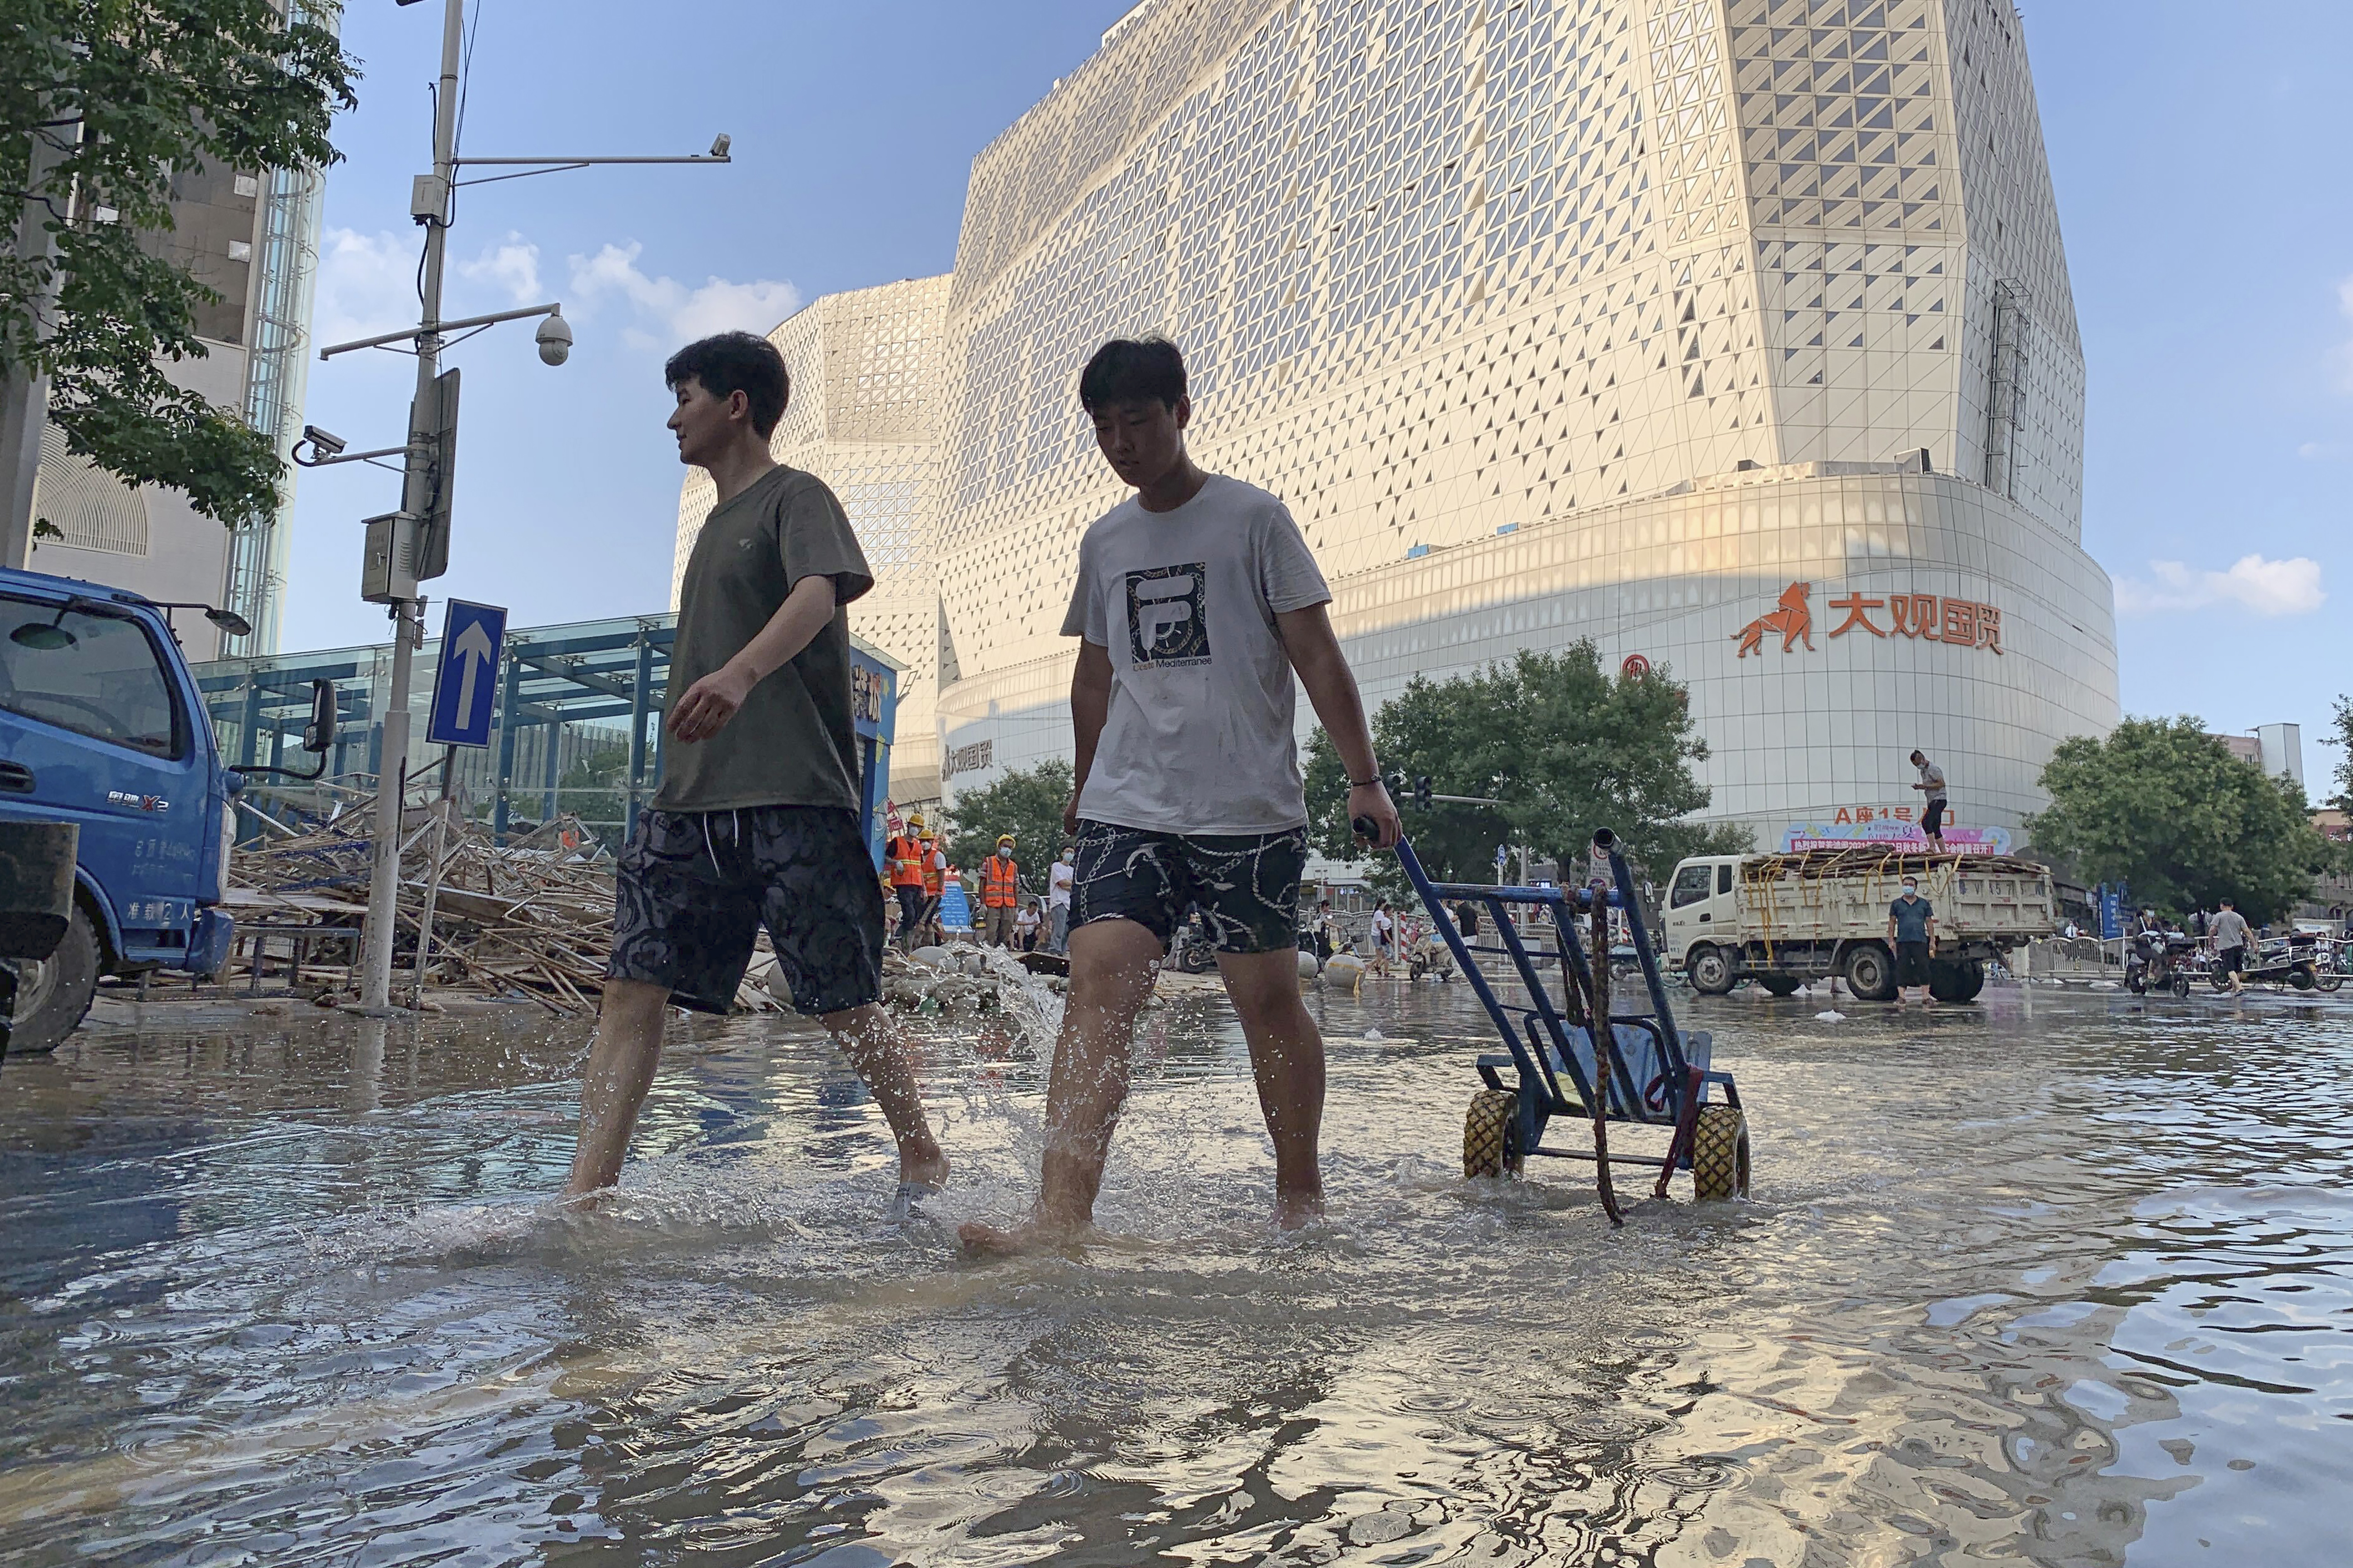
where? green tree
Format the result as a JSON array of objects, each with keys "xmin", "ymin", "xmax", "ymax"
[
  {"xmin": 1306, "ymin": 643, "xmax": 1748, "ymax": 895},
  {"xmin": 944, "ymin": 758, "xmax": 1075, "ymax": 899},
  {"xmin": 4, "ymin": 0, "xmax": 357, "ymax": 525},
  {"xmin": 2025, "ymin": 716, "xmax": 2332, "ymax": 921}
]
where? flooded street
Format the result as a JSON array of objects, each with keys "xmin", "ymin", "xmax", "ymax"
[{"xmin": 2, "ymin": 979, "xmax": 2347, "ymax": 1566}]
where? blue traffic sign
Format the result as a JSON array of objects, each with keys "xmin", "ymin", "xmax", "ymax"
[{"xmin": 426, "ymin": 600, "xmax": 507, "ymax": 748}]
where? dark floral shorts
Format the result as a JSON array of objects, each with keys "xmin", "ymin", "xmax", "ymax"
[
  {"xmin": 1070, "ymin": 820, "xmax": 1306, "ymax": 955},
  {"xmin": 608, "ymin": 806, "xmax": 883, "ymax": 1015}
]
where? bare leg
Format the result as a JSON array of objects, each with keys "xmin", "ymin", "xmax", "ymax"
[
  {"xmin": 565, "ymin": 977, "xmax": 673, "ymax": 1199},
  {"xmin": 960, "ymin": 917, "xmax": 1162, "ymax": 1253},
  {"xmin": 1217, "ymin": 946, "xmax": 1327, "ymax": 1227},
  {"xmin": 822, "ymin": 1001, "xmax": 948, "ymax": 1187}
]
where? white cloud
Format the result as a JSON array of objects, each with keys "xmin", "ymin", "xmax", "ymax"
[
  {"xmin": 313, "ymin": 227, "xmax": 420, "ymax": 347},
  {"xmin": 566, "ymin": 241, "xmax": 801, "ymax": 351},
  {"xmin": 458, "ymin": 232, "xmax": 542, "ymax": 305},
  {"xmin": 2114, "ymin": 554, "xmax": 2326, "ymax": 617},
  {"xmin": 2298, "ymin": 440, "xmax": 2345, "ymax": 460},
  {"xmin": 2333, "ymin": 275, "xmax": 2353, "ymax": 394}
]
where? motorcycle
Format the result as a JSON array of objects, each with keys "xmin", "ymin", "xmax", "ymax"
[{"xmin": 2124, "ymin": 927, "xmax": 2194, "ymax": 998}]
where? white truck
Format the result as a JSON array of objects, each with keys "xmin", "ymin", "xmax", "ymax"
[{"xmin": 1660, "ymin": 849, "xmax": 2057, "ymax": 1003}]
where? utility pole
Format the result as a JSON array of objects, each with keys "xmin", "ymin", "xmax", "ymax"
[
  {"xmin": 0, "ymin": 120, "xmax": 81, "ymax": 568},
  {"xmin": 352, "ymin": 0, "xmax": 464, "ymax": 1012},
  {"xmin": 313, "ymin": 0, "xmax": 729, "ymax": 1012}
]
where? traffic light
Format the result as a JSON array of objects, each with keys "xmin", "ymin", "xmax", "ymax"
[{"xmin": 1414, "ymin": 775, "xmax": 1432, "ymax": 809}]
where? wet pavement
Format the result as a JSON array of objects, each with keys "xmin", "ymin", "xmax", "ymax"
[{"xmin": 1, "ymin": 978, "xmax": 2347, "ymax": 1565}]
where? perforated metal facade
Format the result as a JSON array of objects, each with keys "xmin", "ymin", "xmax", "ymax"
[{"xmin": 681, "ymin": 0, "xmax": 2115, "ymax": 845}]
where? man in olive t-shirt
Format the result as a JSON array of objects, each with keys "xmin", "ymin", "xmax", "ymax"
[{"xmin": 564, "ymin": 331, "xmax": 947, "ymax": 1209}]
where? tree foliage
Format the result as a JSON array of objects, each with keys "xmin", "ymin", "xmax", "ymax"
[
  {"xmin": 2025, "ymin": 716, "xmax": 2333, "ymax": 921},
  {"xmin": 3, "ymin": 0, "xmax": 358, "ymax": 523},
  {"xmin": 1306, "ymin": 643, "xmax": 1748, "ymax": 894},
  {"xmin": 943, "ymin": 758, "xmax": 1074, "ymax": 899}
]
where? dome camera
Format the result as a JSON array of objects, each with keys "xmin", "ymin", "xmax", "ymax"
[{"xmin": 535, "ymin": 309, "xmax": 573, "ymax": 366}]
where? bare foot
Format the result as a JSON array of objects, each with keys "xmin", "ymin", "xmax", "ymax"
[
  {"xmin": 957, "ymin": 1214, "xmax": 1087, "ymax": 1257},
  {"xmin": 899, "ymin": 1146, "xmax": 950, "ymax": 1192},
  {"xmin": 1274, "ymin": 1191, "xmax": 1326, "ymax": 1230}
]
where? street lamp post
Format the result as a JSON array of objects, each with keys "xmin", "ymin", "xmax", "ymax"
[{"xmin": 314, "ymin": 0, "xmax": 730, "ymax": 1012}]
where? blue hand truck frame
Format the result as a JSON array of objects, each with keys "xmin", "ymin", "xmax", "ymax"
[{"xmin": 1391, "ymin": 826, "xmax": 1751, "ymax": 1219}]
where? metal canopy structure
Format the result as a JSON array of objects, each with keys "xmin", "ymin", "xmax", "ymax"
[{"xmin": 193, "ymin": 611, "xmax": 899, "ymax": 851}]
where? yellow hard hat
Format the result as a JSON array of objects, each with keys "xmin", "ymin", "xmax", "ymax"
[
  {"xmin": 907, "ymin": 811, "xmax": 926, "ymax": 830},
  {"xmin": 997, "ymin": 834, "xmax": 1015, "ymax": 847}
]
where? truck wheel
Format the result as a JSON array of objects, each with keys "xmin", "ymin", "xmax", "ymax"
[
  {"xmin": 1691, "ymin": 1103, "xmax": 1750, "ymax": 1200},
  {"xmin": 1758, "ymin": 976, "xmax": 1800, "ymax": 997},
  {"xmin": 1463, "ymin": 1089, "xmax": 1523, "ymax": 1179},
  {"xmin": 1843, "ymin": 942, "xmax": 1897, "ymax": 1002},
  {"xmin": 1687, "ymin": 945, "xmax": 1735, "ymax": 996},
  {"xmin": 1928, "ymin": 959, "xmax": 1985, "ymax": 1003},
  {"xmin": 5, "ymin": 904, "xmax": 99, "ymax": 1054}
]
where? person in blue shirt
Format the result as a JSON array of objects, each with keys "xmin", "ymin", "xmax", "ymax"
[{"xmin": 1887, "ymin": 876, "xmax": 1938, "ymax": 1005}]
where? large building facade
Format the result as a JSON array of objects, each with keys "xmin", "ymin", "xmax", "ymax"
[{"xmin": 686, "ymin": 0, "xmax": 2118, "ymax": 847}]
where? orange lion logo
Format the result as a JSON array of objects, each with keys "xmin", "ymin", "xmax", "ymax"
[{"xmin": 1733, "ymin": 581, "xmax": 1815, "ymax": 657}]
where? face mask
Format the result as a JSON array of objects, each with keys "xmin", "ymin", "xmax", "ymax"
[{"xmin": 1902, "ymin": 885, "xmax": 1917, "ymax": 897}]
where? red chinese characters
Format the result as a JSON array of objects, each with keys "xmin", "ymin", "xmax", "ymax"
[{"xmin": 1820, "ymin": 589, "xmax": 2003, "ymax": 653}]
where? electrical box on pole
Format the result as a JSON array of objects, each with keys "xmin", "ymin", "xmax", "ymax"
[
  {"xmin": 360, "ymin": 511, "xmax": 420, "ymax": 604},
  {"xmin": 412, "ymin": 367, "xmax": 459, "ymax": 581}
]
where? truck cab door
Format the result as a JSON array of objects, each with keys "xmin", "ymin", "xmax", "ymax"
[
  {"xmin": 1665, "ymin": 861, "xmax": 1716, "ymax": 958},
  {"xmin": 0, "ymin": 590, "xmax": 208, "ymax": 967}
]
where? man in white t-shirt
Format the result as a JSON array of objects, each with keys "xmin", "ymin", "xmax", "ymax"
[
  {"xmin": 961, "ymin": 337, "xmax": 1399, "ymax": 1253},
  {"xmin": 1046, "ymin": 845, "xmax": 1075, "ymax": 954}
]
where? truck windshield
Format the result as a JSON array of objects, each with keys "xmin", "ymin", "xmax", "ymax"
[
  {"xmin": 0, "ymin": 595, "xmax": 183, "ymax": 758},
  {"xmin": 1670, "ymin": 863, "xmax": 1713, "ymax": 908}
]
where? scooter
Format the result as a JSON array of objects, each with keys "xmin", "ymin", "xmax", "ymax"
[{"xmin": 2124, "ymin": 927, "xmax": 2194, "ymax": 997}]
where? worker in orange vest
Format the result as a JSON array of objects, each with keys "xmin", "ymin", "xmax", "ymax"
[
  {"xmin": 919, "ymin": 830, "xmax": 946, "ymax": 944},
  {"xmin": 884, "ymin": 812, "xmax": 929, "ymax": 951},
  {"xmin": 981, "ymin": 834, "xmax": 1022, "ymax": 947}
]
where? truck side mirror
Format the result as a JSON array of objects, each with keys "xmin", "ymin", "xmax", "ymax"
[{"xmin": 302, "ymin": 680, "xmax": 336, "ymax": 753}]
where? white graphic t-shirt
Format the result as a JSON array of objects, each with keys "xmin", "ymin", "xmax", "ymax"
[{"xmin": 1060, "ymin": 474, "xmax": 1331, "ymax": 834}]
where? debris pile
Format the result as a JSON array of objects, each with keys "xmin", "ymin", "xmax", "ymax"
[{"xmin": 223, "ymin": 793, "xmax": 1075, "ymax": 1026}]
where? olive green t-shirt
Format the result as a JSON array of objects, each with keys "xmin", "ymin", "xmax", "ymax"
[{"xmin": 655, "ymin": 465, "xmax": 873, "ymax": 813}]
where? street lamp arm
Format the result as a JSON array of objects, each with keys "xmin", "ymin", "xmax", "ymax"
[
  {"xmin": 451, "ymin": 152, "xmax": 731, "ymax": 166},
  {"xmin": 317, "ymin": 301, "xmax": 561, "ymax": 360}
]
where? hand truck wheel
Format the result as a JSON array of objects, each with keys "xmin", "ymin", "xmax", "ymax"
[
  {"xmin": 1463, "ymin": 1089, "xmax": 1522, "ymax": 1179},
  {"xmin": 1691, "ymin": 1103, "xmax": 1750, "ymax": 1201}
]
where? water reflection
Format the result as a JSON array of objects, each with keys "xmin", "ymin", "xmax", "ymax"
[{"xmin": 0, "ymin": 983, "xmax": 2345, "ymax": 1564}]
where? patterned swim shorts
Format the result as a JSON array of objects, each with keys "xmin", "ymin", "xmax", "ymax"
[
  {"xmin": 608, "ymin": 806, "xmax": 884, "ymax": 1015},
  {"xmin": 1069, "ymin": 820, "xmax": 1307, "ymax": 954}
]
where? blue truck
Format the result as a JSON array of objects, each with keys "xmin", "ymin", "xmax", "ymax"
[{"xmin": 0, "ymin": 565, "xmax": 333, "ymax": 1052}]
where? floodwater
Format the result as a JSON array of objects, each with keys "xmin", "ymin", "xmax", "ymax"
[{"xmin": 1, "ymin": 976, "xmax": 2347, "ymax": 1566}]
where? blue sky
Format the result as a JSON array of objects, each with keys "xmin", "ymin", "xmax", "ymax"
[{"xmin": 281, "ymin": 1, "xmax": 2352, "ymax": 798}]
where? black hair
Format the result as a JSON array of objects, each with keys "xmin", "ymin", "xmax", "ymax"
[
  {"xmin": 665, "ymin": 331, "xmax": 789, "ymax": 438},
  {"xmin": 1079, "ymin": 336, "xmax": 1187, "ymax": 412}
]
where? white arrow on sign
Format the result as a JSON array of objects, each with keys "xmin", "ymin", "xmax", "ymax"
[{"xmin": 451, "ymin": 619, "xmax": 496, "ymax": 730}]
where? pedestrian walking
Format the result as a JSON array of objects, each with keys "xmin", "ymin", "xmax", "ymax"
[
  {"xmin": 2209, "ymin": 897, "xmax": 2253, "ymax": 996},
  {"xmin": 1909, "ymin": 749, "xmax": 1949, "ymax": 851},
  {"xmin": 1046, "ymin": 843, "xmax": 1075, "ymax": 953},
  {"xmin": 959, "ymin": 335, "xmax": 1400, "ymax": 1254},
  {"xmin": 566, "ymin": 331, "xmax": 945, "ymax": 1208},
  {"xmin": 1370, "ymin": 901, "xmax": 1396, "ymax": 973},
  {"xmin": 981, "ymin": 834, "xmax": 1022, "ymax": 947},
  {"xmin": 1887, "ymin": 873, "xmax": 1937, "ymax": 1005}
]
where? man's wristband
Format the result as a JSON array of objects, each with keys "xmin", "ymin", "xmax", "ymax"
[{"xmin": 1349, "ymin": 776, "xmax": 1380, "ymax": 789}]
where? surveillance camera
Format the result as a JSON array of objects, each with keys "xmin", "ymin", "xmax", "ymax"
[
  {"xmin": 302, "ymin": 424, "xmax": 347, "ymax": 457},
  {"xmin": 709, "ymin": 133, "xmax": 731, "ymax": 159},
  {"xmin": 535, "ymin": 309, "xmax": 573, "ymax": 367}
]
